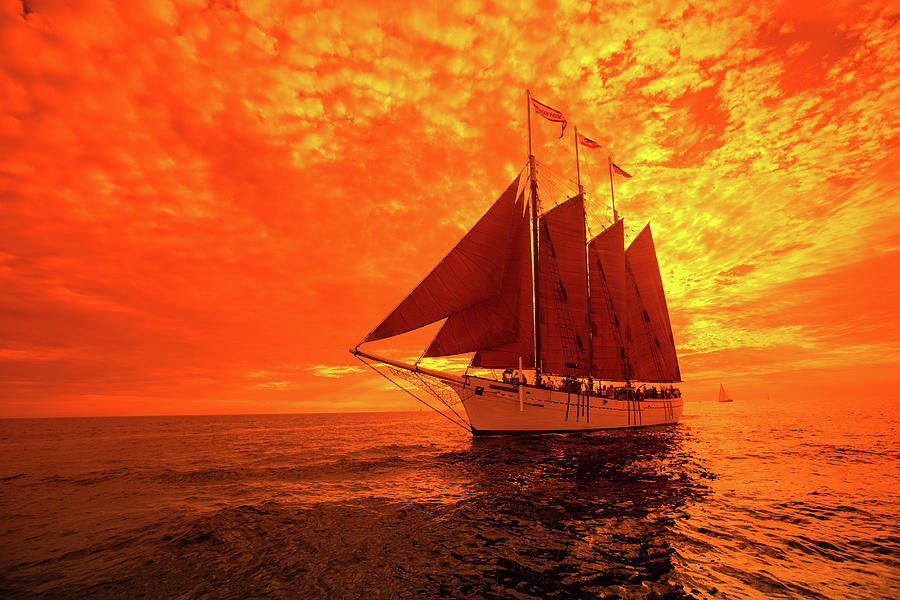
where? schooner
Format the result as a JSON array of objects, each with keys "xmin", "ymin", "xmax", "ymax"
[{"xmin": 351, "ymin": 91, "xmax": 683, "ymax": 435}]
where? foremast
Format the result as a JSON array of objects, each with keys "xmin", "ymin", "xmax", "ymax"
[{"xmin": 526, "ymin": 89, "xmax": 542, "ymax": 385}]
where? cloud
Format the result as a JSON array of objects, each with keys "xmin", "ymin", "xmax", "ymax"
[
  {"xmin": 1, "ymin": 0, "xmax": 898, "ymax": 416},
  {"xmin": 256, "ymin": 381, "xmax": 291, "ymax": 389},
  {"xmin": 307, "ymin": 365, "xmax": 367, "ymax": 379}
]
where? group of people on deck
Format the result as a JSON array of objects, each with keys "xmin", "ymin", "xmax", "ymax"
[{"xmin": 501, "ymin": 369, "xmax": 681, "ymax": 399}]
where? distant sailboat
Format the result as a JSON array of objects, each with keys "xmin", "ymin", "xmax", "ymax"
[
  {"xmin": 718, "ymin": 384, "xmax": 733, "ymax": 403},
  {"xmin": 351, "ymin": 91, "xmax": 683, "ymax": 435}
]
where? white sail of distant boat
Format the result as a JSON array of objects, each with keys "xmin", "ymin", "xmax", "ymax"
[
  {"xmin": 718, "ymin": 384, "xmax": 733, "ymax": 403},
  {"xmin": 351, "ymin": 90, "xmax": 683, "ymax": 435}
]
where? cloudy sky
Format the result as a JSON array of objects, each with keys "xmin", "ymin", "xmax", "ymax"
[{"xmin": 1, "ymin": 0, "xmax": 898, "ymax": 417}]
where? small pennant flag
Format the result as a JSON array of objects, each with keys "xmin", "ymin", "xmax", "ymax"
[
  {"xmin": 577, "ymin": 132, "xmax": 602, "ymax": 148},
  {"xmin": 611, "ymin": 162, "xmax": 632, "ymax": 178},
  {"xmin": 530, "ymin": 96, "xmax": 567, "ymax": 138}
]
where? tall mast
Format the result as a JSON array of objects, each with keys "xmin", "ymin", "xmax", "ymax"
[
  {"xmin": 607, "ymin": 155, "xmax": 618, "ymax": 222},
  {"xmin": 575, "ymin": 127, "xmax": 592, "ymax": 390},
  {"xmin": 526, "ymin": 89, "xmax": 542, "ymax": 383},
  {"xmin": 582, "ymin": 195, "xmax": 593, "ymax": 390},
  {"xmin": 609, "ymin": 154, "xmax": 629, "ymax": 383}
]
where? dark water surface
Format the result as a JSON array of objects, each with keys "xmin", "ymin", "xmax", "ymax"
[{"xmin": 1, "ymin": 398, "xmax": 897, "ymax": 599}]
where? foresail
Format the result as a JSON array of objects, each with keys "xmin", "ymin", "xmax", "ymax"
[
  {"xmin": 623, "ymin": 225, "xmax": 681, "ymax": 382},
  {"xmin": 538, "ymin": 195, "xmax": 590, "ymax": 377},
  {"xmin": 588, "ymin": 220, "xmax": 629, "ymax": 380},
  {"xmin": 469, "ymin": 200, "xmax": 535, "ymax": 369},
  {"xmin": 363, "ymin": 173, "xmax": 524, "ymax": 343},
  {"xmin": 424, "ymin": 186, "xmax": 530, "ymax": 357}
]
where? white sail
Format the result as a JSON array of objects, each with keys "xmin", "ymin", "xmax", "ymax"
[{"xmin": 718, "ymin": 384, "xmax": 733, "ymax": 403}]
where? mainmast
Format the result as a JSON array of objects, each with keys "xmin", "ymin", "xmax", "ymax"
[{"xmin": 526, "ymin": 89, "xmax": 542, "ymax": 383}]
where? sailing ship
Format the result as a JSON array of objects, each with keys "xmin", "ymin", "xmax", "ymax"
[
  {"xmin": 351, "ymin": 91, "xmax": 683, "ymax": 435},
  {"xmin": 718, "ymin": 384, "xmax": 733, "ymax": 403}
]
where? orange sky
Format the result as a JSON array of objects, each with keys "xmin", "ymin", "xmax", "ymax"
[{"xmin": 1, "ymin": 0, "xmax": 898, "ymax": 417}]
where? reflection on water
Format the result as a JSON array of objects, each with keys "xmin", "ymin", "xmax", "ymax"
[
  {"xmin": 1, "ymin": 401, "xmax": 898, "ymax": 599},
  {"xmin": 416, "ymin": 427, "xmax": 713, "ymax": 598}
]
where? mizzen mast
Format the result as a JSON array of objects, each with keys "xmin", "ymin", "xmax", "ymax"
[
  {"xmin": 574, "ymin": 126, "xmax": 584, "ymax": 196},
  {"xmin": 607, "ymin": 155, "xmax": 619, "ymax": 222},
  {"xmin": 574, "ymin": 126, "xmax": 592, "ymax": 388}
]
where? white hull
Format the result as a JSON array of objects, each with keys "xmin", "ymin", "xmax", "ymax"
[{"xmin": 455, "ymin": 376, "xmax": 683, "ymax": 434}]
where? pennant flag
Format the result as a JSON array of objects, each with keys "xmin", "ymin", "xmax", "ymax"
[
  {"xmin": 531, "ymin": 96, "xmax": 567, "ymax": 138},
  {"xmin": 577, "ymin": 132, "xmax": 602, "ymax": 148},
  {"xmin": 611, "ymin": 162, "xmax": 632, "ymax": 178}
]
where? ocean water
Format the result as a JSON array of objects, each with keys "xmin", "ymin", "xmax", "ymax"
[{"xmin": 0, "ymin": 398, "xmax": 897, "ymax": 599}]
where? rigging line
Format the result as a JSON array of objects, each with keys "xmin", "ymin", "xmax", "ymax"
[
  {"xmin": 536, "ymin": 164, "xmax": 573, "ymax": 192},
  {"xmin": 415, "ymin": 342, "xmax": 429, "ymax": 365},
  {"xmin": 355, "ymin": 355, "xmax": 473, "ymax": 433},
  {"xmin": 359, "ymin": 356, "xmax": 472, "ymax": 433},
  {"xmin": 539, "ymin": 167, "xmax": 609, "ymax": 238},
  {"xmin": 534, "ymin": 177, "xmax": 576, "ymax": 214},
  {"xmin": 537, "ymin": 170, "xmax": 577, "ymax": 205},
  {"xmin": 534, "ymin": 160, "xmax": 578, "ymax": 188},
  {"xmin": 413, "ymin": 370, "xmax": 472, "ymax": 429},
  {"xmin": 403, "ymin": 368, "xmax": 472, "ymax": 431}
]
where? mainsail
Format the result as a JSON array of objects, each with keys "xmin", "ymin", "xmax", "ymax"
[
  {"xmin": 623, "ymin": 225, "xmax": 681, "ymax": 382},
  {"xmin": 363, "ymin": 174, "xmax": 524, "ymax": 343},
  {"xmin": 538, "ymin": 195, "xmax": 590, "ymax": 377}
]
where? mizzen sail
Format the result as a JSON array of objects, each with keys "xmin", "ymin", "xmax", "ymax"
[{"xmin": 623, "ymin": 224, "xmax": 681, "ymax": 382}]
